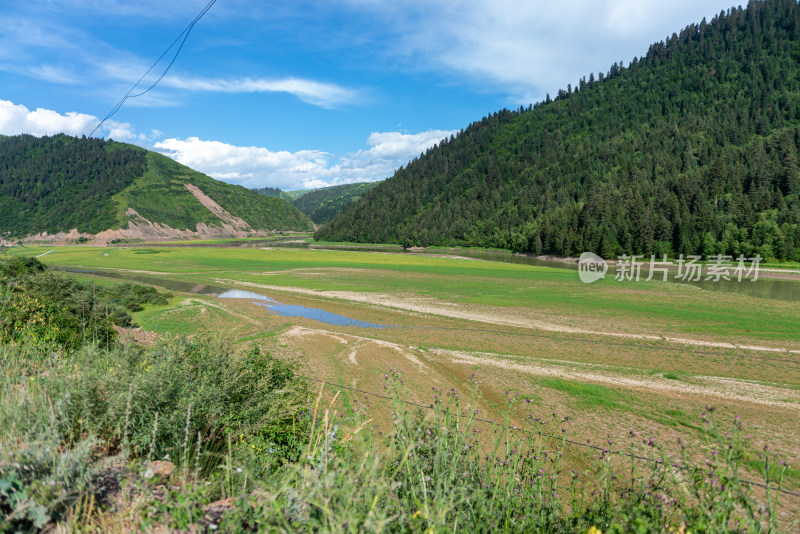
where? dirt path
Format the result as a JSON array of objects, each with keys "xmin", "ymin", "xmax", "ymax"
[
  {"xmin": 279, "ymin": 326, "xmax": 800, "ymax": 410},
  {"xmin": 180, "ymin": 297, "xmax": 260, "ymax": 325},
  {"xmin": 430, "ymin": 348, "xmax": 800, "ymax": 410},
  {"xmin": 217, "ymin": 279, "xmax": 800, "ymax": 355}
]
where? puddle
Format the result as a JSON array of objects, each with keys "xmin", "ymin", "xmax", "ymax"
[
  {"xmin": 217, "ymin": 289, "xmax": 276, "ymax": 302},
  {"xmin": 217, "ymin": 289, "xmax": 392, "ymax": 329},
  {"xmin": 63, "ymin": 270, "xmax": 392, "ymax": 329}
]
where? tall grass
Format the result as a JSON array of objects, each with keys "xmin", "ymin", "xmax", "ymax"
[
  {"xmin": 0, "ymin": 337, "xmax": 308, "ymax": 532},
  {"xmin": 198, "ymin": 372, "xmax": 791, "ymax": 533},
  {"xmin": 1, "ymin": 338, "xmax": 794, "ymax": 532},
  {"xmin": 1, "ymin": 258, "xmax": 795, "ymax": 532}
]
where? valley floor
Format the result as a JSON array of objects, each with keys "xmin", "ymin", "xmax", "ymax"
[{"xmin": 11, "ymin": 244, "xmax": 800, "ymax": 523}]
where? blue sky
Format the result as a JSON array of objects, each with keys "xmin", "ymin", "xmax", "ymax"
[{"xmin": 0, "ymin": 0, "xmax": 739, "ymax": 190}]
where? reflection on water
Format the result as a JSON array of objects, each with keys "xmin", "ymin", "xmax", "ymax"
[
  {"xmin": 217, "ymin": 289, "xmax": 391, "ymax": 328},
  {"xmin": 260, "ymin": 302, "xmax": 388, "ymax": 328},
  {"xmin": 64, "ymin": 270, "xmax": 393, "ymax": 328},
  {"xmin": 216, "ymin": 289, "xmax": 275, "ymax": 302},
  {"xmin": 680, "ymin": 276, "xmax": 800, "ymax": 302}
]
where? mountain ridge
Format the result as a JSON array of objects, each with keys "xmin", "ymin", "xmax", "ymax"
[
  {"xmin": 0, "ymin": 134, "xmax": 313, "ymax": 243},
  {"xmin": 317, "ymin": 0, "xmax": 800, "ymax": 261},
  {"xmin": 291, "ymin": 182, "xmax": 381, "ymax": 224}
]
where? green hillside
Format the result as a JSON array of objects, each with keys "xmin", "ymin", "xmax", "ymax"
[
  {"xmin": 291, "ymin": 181, "xmax": 381, "ymax": 224},
  {"xmin": 318, "ymin": 0, "xmax": 800, "ymax": 261},
  {"xmin": 280, "ymin": 189, "xmax": 310, "ymax": 201},
  {"xmin": 251, "ymin": 186, "xmax": 283, "ymax": 198},
  {"xmin": 0, "ymin": 134, "xmax": 313, "ymax": 237},
  {"xmin": 251, "ymin": 186, "xmax": 309, "ymax": 202}
]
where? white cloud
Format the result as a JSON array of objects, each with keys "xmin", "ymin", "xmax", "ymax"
[
  {"xmin": 360, "ymin": 130, "xmax": 455, "ymax": 159},
  {"xmin": 0, "ymin": 11, "xmax": 363, "ymax": 110},
  {"xmin": 105, "ymin": 120, "xmax": 135, "ymax": 140},
  {"xmin": 343, "ymin": 0, "xmax": 737, "ymax": 102},
  {"xmin": 155, "ymin": 137, "xmax": 331, "ymax": 190},
  {"xmin": 25, "ymin": 65, "xmax": 82, "ymax": 85},
  {"xmin": 0, "ymin": 99, "xmax": 136, "ymax": 140},
  {"xmin": 161, "ymin": 75, "xmax": 361, "ymax": 108},
  {"xmin": 155, "ymin": 129, "xmax": 457, "ymax": 190}
]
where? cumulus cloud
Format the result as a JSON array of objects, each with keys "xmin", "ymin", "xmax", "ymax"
[
  {"xmin": 155, "ymin": 137, "xmax": 330, "ymax": 189},
  {"xmin": 155, "ymin": 129, "xmax": 457, "ymax": 190},
  {"xmin": 0, "ymin": 99, "xmax": 136, "ymax": 139},
  {"xmin": 360, "ymin": 130, "xmax": 455, "ymax": 159}
]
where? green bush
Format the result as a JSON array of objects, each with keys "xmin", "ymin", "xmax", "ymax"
[
  {"xmin": 0, "ymin": 335, "xmax": 309, "ymax": 532},
  {"xmin": 0, "ymin": 257, "xmax": 170, "ymax": 350},
  {"xmin": 66, "ymin": 338, "xmax": 308, "ymax": 465}
]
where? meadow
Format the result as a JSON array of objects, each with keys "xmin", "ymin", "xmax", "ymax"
[{"xmin": 3, "ymin": 244, "xmax": 800, "ymax": 531}]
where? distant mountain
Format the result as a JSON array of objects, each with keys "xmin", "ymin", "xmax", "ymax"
[
  {"xmin": 291, "ymin": 182, "xmax": 381, "ymax": 224},
  {"xmin": 282, "ymin": 189, "xmax": 311, "ymax": 201},
  {"xmin": 251, "ymin": 186, "xmax": 309, "ymax": 202},
  {"xmin": 251, "ymin": 186, "xmax": 283, "ymax": 198},
  {"xmin": 0, "ymin": 134, "xmax": 313, "ymax": 242},
  {"xmin": 318, "ymin": 0, "xmax": 800, "ymax": 261},
  {"xmin": 251, "ymin": 182, "xmax": 381, "ymax": 224}
]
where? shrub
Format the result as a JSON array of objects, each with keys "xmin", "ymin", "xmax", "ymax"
[
  {"xmin": 66, "ymin": 338, "xmax": 308, "ymax": 465},
  {"xmin": 0, "ymin": 257, "xmax": 170, "ymax": 350}
]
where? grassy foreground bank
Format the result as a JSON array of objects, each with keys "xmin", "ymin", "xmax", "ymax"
[{"xmin": 0, "ymin": 257, "xmax": 795, "ymax": 532}]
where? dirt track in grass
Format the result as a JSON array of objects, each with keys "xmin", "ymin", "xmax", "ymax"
[
  {"xmin": 216, "ymin": 278, "xmax": 800, "ymax": 354},
  {"xmin": 278, "ymin": 325, "xmax": 800, "ymax": 410}
]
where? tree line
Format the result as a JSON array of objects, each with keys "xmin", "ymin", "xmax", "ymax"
[
  {"xmin": 0, "ymin": 134, "xmax": 145, "ymax": 235},
  {"xmin": 318, "ymin": 0, "xmax": 800, "ymax": 261}
]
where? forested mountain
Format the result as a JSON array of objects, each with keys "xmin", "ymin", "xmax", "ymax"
[
  {"xmin": 251, "ymin": 182, "xmax": 381, "ymax": 223},
  {"xmin": 0, "ymin": 134, "xmax": 313, "ymax": 239},
  {"xmin": 291, "ymin": 182, "xmax": 381, "ymax": 224},
  {"xmin": 318, "ymin": 0, "xmax": 800, "ymax": 260}
]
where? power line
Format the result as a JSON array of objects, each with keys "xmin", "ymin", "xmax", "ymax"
[
  {"xmin": 297, "ymin": 374, "xmax": 800, "ymax": 498},
  {"xmin": 88, "ymin": 0, "xmax": 218, "ymax": 138}
]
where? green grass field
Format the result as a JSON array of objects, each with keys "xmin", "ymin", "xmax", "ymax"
[
  {"xmin": 10, "ymin": 245, "xmax": 800, "ymax": 345},
  {"xmin": 8, "ymin": 246, "xmax": 800, "ymax": 435},
  {"xmin": 3, "ymin": 244, "xmax": 800, "ymax": 529}
]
